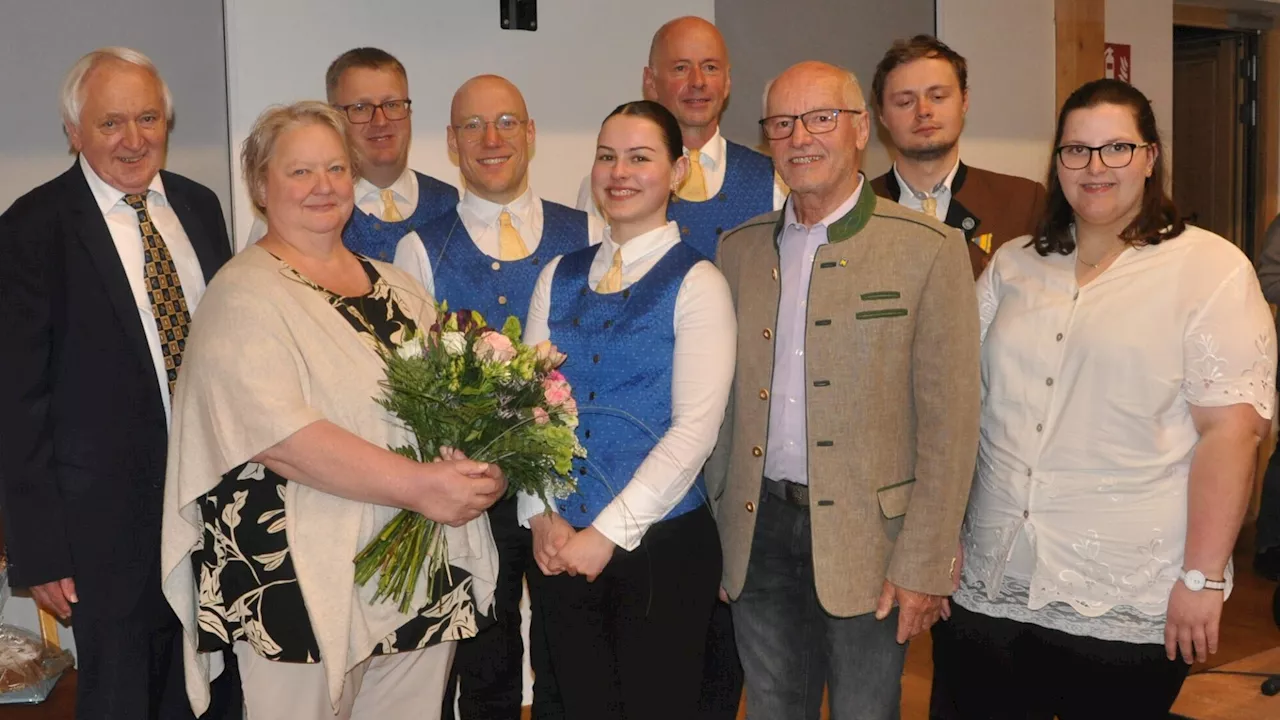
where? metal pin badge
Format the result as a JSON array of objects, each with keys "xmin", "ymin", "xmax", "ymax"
[{"xmin": 962, "ymin": 217, "xmax": 976, "ymax": 231}]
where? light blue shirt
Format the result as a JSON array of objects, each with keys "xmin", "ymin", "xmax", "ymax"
[{"xmin": 764, "ymin": 177, "xmax": 863, "ymax": 486}]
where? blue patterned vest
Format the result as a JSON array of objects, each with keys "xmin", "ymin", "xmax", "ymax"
[
  {"xmin": 417, "ymin": 200, "xmax": 588, "ymax": 328},
  {"xmin": 343, "ymin": 171, "xmax": 458, "ymax": 261},
  {"xmin": 548, "ymin": 242, "xmax": 708, "ymax": 528},
  {"xmin": 668, "ymin": 140, "xmax": 776, "ymax": 259}
]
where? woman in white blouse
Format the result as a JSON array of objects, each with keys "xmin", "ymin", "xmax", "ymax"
[
  {"xmin": 931, "ymin": 79, "xmax": 1275, "ymax": 719},
  {"xmin": 517, "ymin": 100, "xmax": 736, "ymax": 717}
]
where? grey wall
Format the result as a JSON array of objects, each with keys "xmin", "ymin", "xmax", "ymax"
[
  {"xmin": 0, "ymin": 0, "xmax": 232, "ymax": 227},
  {"xmin": 714, "ymin": 0, "xmax": 936, "ymax": 177}
]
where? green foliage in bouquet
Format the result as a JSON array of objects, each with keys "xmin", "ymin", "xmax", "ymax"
[{"xmin": 354, "ymin": 305, "xmax": 583, "ymax": 613}]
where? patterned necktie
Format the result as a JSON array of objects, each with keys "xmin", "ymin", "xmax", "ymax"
[
  {"xmin": 124, "ymin": 193, "xmax": 190, "ymax": 395},
  {"xmin": 921, "ymin": 195, "xmax": 938, "ymax": 219},
  {"xmin": 595, "ymin": 249, "xmax": 623, "ymax": 293},
  {"xmin": 380, "ymin": 188, "xmax": 404, "ymax": 222},
  {"xmin": 498, "ymin": 210, "xmax": 530, "ymax": 261},
  {"xmin": 677, "ymin": 148, "xmax": 708, "ymax": 202}
]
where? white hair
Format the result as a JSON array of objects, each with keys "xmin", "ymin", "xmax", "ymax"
[
  {"xmin": 761, "ymin": 65, "xmax": 866, "ymax": 117},
  {"xmin": 59, "ymin": 47, "xmax": 174, "ymax": 130}
]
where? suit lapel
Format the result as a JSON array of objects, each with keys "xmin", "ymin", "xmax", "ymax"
[
  {"xmin": 61, "ymin": 165, "xmax": 154, "ymax": 371},
  {"xmin": 943, "ymin": 163, "xmax": 980, "ymax": 241},
  {"xmin": 162, "ymin": 171, "xmax": 222, "ymax": 283}
]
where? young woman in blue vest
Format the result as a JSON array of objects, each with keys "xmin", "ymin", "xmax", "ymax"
[{"xmin": 519, "ymin": 100, "xmax": 736, "ymax": 717}]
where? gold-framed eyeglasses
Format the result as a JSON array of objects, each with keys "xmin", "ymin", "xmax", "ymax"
[
  {"xmin": 336, "ymin": 99, "xmax": 412, "ymax": 124},
  {"xmin": 453, "ymin": 114, "xmax": 526, "ymax": 143},
  {"xmin": 759, "ymin": 108, "xmax": 864, "ymax": 140},
  {"xmin": 1056, "ymin": 142, "xmax": 1152, "ymax": 170}
]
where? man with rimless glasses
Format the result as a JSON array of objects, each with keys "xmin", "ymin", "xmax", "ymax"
[
  {"xmin": 394, "ymin": 74, "xmax": 601, "ymax": 720},
  {"xmin": 248, "ymin": 48, "xmax": 458, "ymax": 261}
]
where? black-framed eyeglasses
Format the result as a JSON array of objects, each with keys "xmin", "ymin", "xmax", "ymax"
[
  {"xmin": 759, "ymin": 108, "xmax": 864, "ymax": 140},
  {"xmin": 335, "ymin": 99, "xmax": 412, "ymax": 124},
  {"xmin": 1056, "ymin": 142, "xmax": 1152, "ymax": 170},
  {"xmin": 452, "ymin": 114, "xmax": 527, "ymax": 143}
]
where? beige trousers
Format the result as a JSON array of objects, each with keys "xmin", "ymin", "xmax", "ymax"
[{"xmin": 233, "ymin": 641, "xmax": 455, "ymax": 720}]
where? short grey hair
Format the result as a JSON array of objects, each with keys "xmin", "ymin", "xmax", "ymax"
[
  {"xmin": 60, "ymin": 47, "xmax": 174, "ymax": 130},
  {"xmin": 761, "ymin": 65, "xmax": 867, "ymax": 117},
  {"xmin": 240, "ymin": 101, "xmax": 357, "ymax": 219}
]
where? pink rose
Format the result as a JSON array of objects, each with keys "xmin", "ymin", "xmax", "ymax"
[
  {"xmin": 532, "ymin": 407, "xmax": 550, "ymax": 425},
  {"xmin": 475, "ymin": 331, "xmax": 517, "ymax": 363},
  {"xmin": 543, "ymin": 377, "xmax": 571, "ymax": 407},
  {"xmin": 546, "ymin": 370, "xmax": 566, "ymax": 384}
]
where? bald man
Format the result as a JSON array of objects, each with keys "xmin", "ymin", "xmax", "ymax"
[
  {"xmin": 709, "ymin": 61, "xmax": 979, "ymax": 719},
  {"xmin": 575, "ymin": 16, "xmax": 785, "ymax": 261},
  {"xmin": 394, "ymin": 74, "xmax": 601, "ymax": 720}
]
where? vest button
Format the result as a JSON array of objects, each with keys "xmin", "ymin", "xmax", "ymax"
[
  {"xmin": 584, "ymin": 429, "xmax": 591, "ymax": 439},
  {"xmin": 715, "ymin": 226, "xmax": 723, "ymax": 235},
  {"xmin": 581, "ymin": 504, "xmax": 589, "ymax": 513},
  {"xmin": 763, "ymin": 328, "xmax": 773, "ymax": 340},
  {"xmin": 572, "ymin": 317, "xmax": 580, "ymax": 327},
  {"xmin": 759, "ymin": 389, "xmax": 769, "ymax": 400},
  {"xmin": 498, "ymin": 295, "xmax": 508, "ymax": 305},
  {"xmin": 751, "ymin": 446, "xmax": 763, "ymax": 457},
  {"xmin": 603, "ymin": 319, "xmax": 612, "ymax": 329},
  {"xmin": 593, "ymin": 354, "xmax": 600, "ymax": 363},
  {"xmin": 681, "ymin": 226, "xmax": 690, "ymax": 235},
  {"xmin": 622, "ymin": 289, "xmax": 631, "ymax": 299},
  {"xmin": 589, "ymin": 391, "xmax": 596, "ymax": 401},
  {"xmin": 492, "ymin": 261, "xmax": 501, "ymax": 271},
  {"xmin": 718, "ymin": 193, "xmax": 727, "ymax": 201},
  {"xmin": 372, "ymin": 223, "xmax": 382, "ymax": 231},
  {"xmin": 745, "ymin": 501, "xmax": 755, "ymax": 513},
  {"xmin": 579, "ymin": 467, "xmax": 587, "ymax": 476}
]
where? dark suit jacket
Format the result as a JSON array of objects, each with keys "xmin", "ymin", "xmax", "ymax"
[
  {"xmin": 0, "ymin": 163, "xmax": 230, "ymax": 614},
  {"xmin": 871, "ymin": 162, "xmax": 1045, "ymax": 279}
]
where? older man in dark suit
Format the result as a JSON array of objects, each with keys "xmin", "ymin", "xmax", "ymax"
[
  {"xmin": 0, "ymin": 47, "xmax": 237, "ymax": 719},
  {"xmin": 870, "ymin": 35, "xmax": 1046, "ymax": 280}
]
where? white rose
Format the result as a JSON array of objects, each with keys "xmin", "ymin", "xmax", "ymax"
[
  {"xmin": 395, "ymin": 335, "xmax": 425, "ymax": 360},
  {"xmin": 441, "ymin": 331, "xmax": 467, "ymax": 356}
]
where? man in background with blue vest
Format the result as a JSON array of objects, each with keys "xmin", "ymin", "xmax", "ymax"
[
  {"xmin": 576, "ymin": 16, "xmax": 785, "ymax": 262},
  {"xmin": 248, "ymin": 48, "xmax": 458, "ymax": 260},
  {"xmin": 395, "ymin": 74, "xmax": 601, "ymax": 720}
]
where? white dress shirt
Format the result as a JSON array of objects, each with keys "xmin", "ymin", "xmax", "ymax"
[
  {"xmin": 891, "ymin": 160, "xmax": 960, "ymax": 222},
  {"xmin": 764, "ymin": 178, "xmax": 864, "ymax": 486},
  {"xmin": 575, "ymin": 128, "xmax": 788, "ymax": 218},
  {"xmin": 956, "ymin": 226, "xmax": 1276, "ymax": 644},
  {"xmin": 517, "ymin": 221, "xmax": 737, "ymax": 550},
  {"xmin": 392, "ymin": 188, "xmax": 605, "ymax": 297},
  {"xmin": 247, "ymin": 167, "xmax": 423, "ymax": 247},
  {"xmin": 79, "ymin": 154, "xmax": 209, "ymax": 425}
]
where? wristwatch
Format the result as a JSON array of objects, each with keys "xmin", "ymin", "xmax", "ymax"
[{"xmin": 1179, "ymin": 569, "xmax": 1226, "ymax": 592}]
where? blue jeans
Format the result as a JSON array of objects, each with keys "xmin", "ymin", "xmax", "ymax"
[{"xmin": 731, "ymin": 490, "xmax": 906, "ymax": 720}]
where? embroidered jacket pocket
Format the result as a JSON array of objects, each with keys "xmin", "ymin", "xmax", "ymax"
[
  {"xmin": 856, "ymin": 308, "xmax": 908, "ymax": 320},
  {"xmin": 876, "ymin": 478, "xmax": 916, "ymax": 519}
]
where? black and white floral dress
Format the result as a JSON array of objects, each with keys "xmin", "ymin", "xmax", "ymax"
[{"xmin": 192, "ymin": 257, "xmax": 489, "ymax": 662}]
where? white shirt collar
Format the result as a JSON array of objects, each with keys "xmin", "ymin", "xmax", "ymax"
[
  {"xmin": 783, "ymin": 174, "xmax": 865, "ymax": 231},
  {"xmin": 685, "ymin": 128, "xmax": 725, "ymax": 171},
  {"xmin": 459, "ymin": 186, "xmax": 537, "ymax": 228},
  {"xmin": 602, "ymin": 220, "xmax": 681, "ymax": 267},
  {"xmin": 79, "ymin": 154, "xmax": 167, "ymax": 215},
  {"xmin": 892, "ymin": 159, "xmax": 961, "ymax": 199},
  {"xmin": 355, "ymin": 166, "xmax": 416, "ymax": 205}
]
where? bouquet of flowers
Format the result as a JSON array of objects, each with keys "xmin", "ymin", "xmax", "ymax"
[{"xmin": 354, "ymin": 306, "xmax": 583, "ymax": 612}]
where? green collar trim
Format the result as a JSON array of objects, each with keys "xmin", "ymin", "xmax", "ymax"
[{"xmin": 773, "ymin": 181, "xmax": 877, "ymax": 246}]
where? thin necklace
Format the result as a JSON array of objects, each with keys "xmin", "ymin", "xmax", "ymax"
[{"xmin": 1076, "ymin": 245, "xmax": 1123, "ymax": 269}]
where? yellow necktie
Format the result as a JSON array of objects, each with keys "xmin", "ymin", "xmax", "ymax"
[
  {"xmin": 921, "ymin": 196, "xmax": 938, "ymax": 219},
  {"xmin": 677, "ymin": 148, "xmax": 708, "ymax": 202},
  {"xmin": 596, "ymin": 249, "xmax": 623, "ymax": 293},
  {"xmin": 124, "ymin": 193, "xmax": 190, "ymax": 396},
  {"xmin": 498, "ymin": 210, "xmax": 530, "ymax": 261},
  {"xmin": 380, "ymin": 188, "xmax": 404, "ymax": 222}
]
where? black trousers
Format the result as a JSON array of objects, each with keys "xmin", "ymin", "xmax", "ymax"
[
  {"xmin": 930, "ymin": 603, "xmax": 1190, "ymax": 720},
  {"xmin": 529, "ymin": 506, "xmax": 721, "ymax": 720},
  {"xmin": 697, "ymin": 599, "xmax": 744, "ymax": 719},
  {"xmin": 70, "ymin": 560, "xmax": 241, "ymax": 720},
  {"xmin": 443, "ymin": 494, "xmax": 559, "ymax": 719}
]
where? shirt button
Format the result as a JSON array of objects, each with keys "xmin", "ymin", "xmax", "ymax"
[
  {"xmin": 1046, "ymin": 378, "xmax": 1054, "ymax": 387},
  {"xmin": 1056, "ymin": 333, "xmax": 1064, "ymax": 341},
  {"xmin": 492, "ymin": 261, "xmax": 501, "ymax": 271},
  {"xmin": 745, "ymin": 501, "xmax": 755, "ymax": 513},
  {"xmin": 1023, "ymin": 510, "xmax": 1030, "ymax": 519},
  {"xmin": 752, "ymin": 446, "xmax": 763, "ymax": 457},
  {"xmin": 1036, "ymin": 423, "xmax": 1043, "ymax": 432},
  {"xmin": 1025, "ymin": 469, "xmax": 1033, "ymax": 477},
  {"xmin": 498, "ymin": 295, "xmax": 508, "ymax": 305}
]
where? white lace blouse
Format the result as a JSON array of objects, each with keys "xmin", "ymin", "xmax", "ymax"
[{"xmin": 955, "ymin": 226, "xmax": 1276, "ymax": 644}]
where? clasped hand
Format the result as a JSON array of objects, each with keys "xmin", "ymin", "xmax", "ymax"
[
  {"xmin": 530, "ymin": 512, "xmax": 615, "ymax": 581},
  {"xmin": 421, "ymin": 447, "xmax": 506, "ymax": 526}
]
